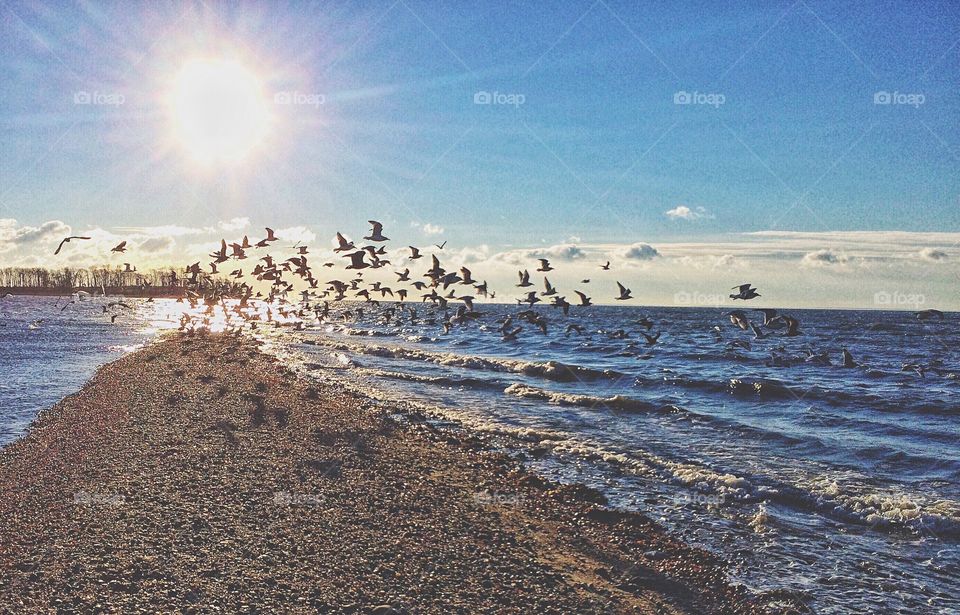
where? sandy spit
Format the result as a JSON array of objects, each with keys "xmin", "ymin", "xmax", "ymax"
[{"xmin": 0, "ymin": 332, "xmax": 792, "ymax": 614}]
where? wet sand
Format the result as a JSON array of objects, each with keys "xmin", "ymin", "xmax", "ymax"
[{"xmin": 0, "ymin": 332, "xmax": 785, "ymax": 613}]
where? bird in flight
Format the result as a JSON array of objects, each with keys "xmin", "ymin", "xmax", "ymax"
[
  {"xmin": 616, "ymin": 282, "xmax": 633, "ymax": 300},
  {"xmin": 346, "ymin": 251, "xmax": 370, "ymax": 270},
  {"xmin": 364, "ymin": 220, "xmax": 389, "ymax": 242},
  {"xmin": 334, "ymin": 233, "xmax": 355, "ymax": 253},
  {"xmin": 574, "ymin": 290, "xmax": 592, "ymax": 306},
  {"xmin": 111, "ymin": 241, "xmax": 127, "ymax": 253},
  {"xmin": 435, "ymin": 241, "xmax": 447, "ymax": 250},
  {"xmin": 601, "ymin": 261, "xmax": 611, "ymax": 270},
  {"xmin": 54, "ymin": 236, "xmax": 91, "ymax": 255},
  {"xmin": 537, "ymin": 259, "xmax": 553, "ymax": 272},
  {"xmin": 730, "ymin": 283, "xmax": 760, "ymax": 300}
]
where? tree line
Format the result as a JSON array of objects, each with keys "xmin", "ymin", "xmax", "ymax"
[{"xmin": 0, "ymin": 266, "xmax": 185, "ymax": 290}]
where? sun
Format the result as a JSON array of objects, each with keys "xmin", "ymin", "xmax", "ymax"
[{"xmin": 168, "ymin": 59, "xmax": 270, "ymax": 165}]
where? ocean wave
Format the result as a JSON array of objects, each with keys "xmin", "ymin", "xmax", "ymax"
[
  {"xmin": 302, "ymin": 336, "xmax": 624, "ymax": 383},
  {"xmin": 503, "ymin": 383, "xmax": 657, "ymax": 413},
  {"xmin": 369, "ymin": 369, "xmax": 506, "ymax": 392}
]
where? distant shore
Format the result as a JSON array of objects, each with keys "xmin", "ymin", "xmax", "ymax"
[
  {"xmin": 0, "ymin": 287, "xmax": 186, "ymax": 299},
  {"xmin": 0, "ymin": 332, "xmax": 789, "ymax": 613}
]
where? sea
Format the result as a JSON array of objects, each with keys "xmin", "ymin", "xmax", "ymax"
[{"xmin": 1, "ymin": 294, "xmax": 957, "ymax": 614}]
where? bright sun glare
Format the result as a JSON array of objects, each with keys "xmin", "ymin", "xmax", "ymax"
[{"xmin": 169, "ymin": 59, "xmax": 269, "ymax": 165}]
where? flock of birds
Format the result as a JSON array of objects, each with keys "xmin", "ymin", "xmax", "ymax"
[{"xmin": 32, "ymin": 222, "xmax": 947, "ymax": 373}]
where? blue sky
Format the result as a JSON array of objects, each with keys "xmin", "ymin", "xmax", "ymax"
[{"xmin": 1, "ymin": 1, "xmax": 958, "ymax": 307}]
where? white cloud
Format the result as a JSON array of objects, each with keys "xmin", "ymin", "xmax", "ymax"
[
  {"xmin": 410, "ymin": 221, "xmax": 445, "ymax": 236},
  {"xmin": 3, "ymin": 220, "xmax": 71, "ymax": 245},
  {"xmin": 801, "ymin": 249, "xmax": 850, "ymax": 267},
  {"xmin": 665, "ymin": 205, "xmax": 711, "ymax": 221},
  {"xmin": 531, "ymin": 243, "xmax": 585, "ymax": 261},
  {"xmin": 138, "ymin": 236, "xmax": 175, "ymax": 253},
  {"xmin": 276, "ymin": 226, "xmax": 316, "ymax": 245},
  {"xmin": 619, "ymin": 243, "xmax": 660, "ymax": 260},
  {"xmin": 218, "ymin": 217, "xmax": 251, "ymax": 232},
  {"xmin": 712, "ymin": 254, "xmax": 737, "ymax": 268}
]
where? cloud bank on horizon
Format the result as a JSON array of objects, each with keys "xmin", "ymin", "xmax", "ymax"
[{"xmin": 2, "ymin": 217, "xmax": 956, "ymax": 310}]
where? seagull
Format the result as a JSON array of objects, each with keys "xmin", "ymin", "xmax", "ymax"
[
  {"xmin": 264, "ymin": 227, "xmax": 278, "ymax": 242},
  {"xmin": 521, "ymin": 291, "xmax": 541, "ymax": 306},
  {"xmin": 574, "ymin": 291, "xmax": 592, "ymax": 306},
  {"xmin": 641, "ymin": 331, "xmax": 660, "ymax": 345},
  {"xmin": 516, "ymin": 270, "xmax": 533, "ymax": 287},
  {"xmin": 111, "ymin": 241, "xmax": 127, "ymax": 253},
  {"xmin": 551, "ymin": 296, "xmax": 570, "ymax": 315},
  {"xmin": 537, "ymin": 259, "xmax": 553, "ymax": 272},
  {"xmin": 364, "ymin": 220, "xmax": 389, "ymax": 242},
  {"xmin": 565, "ymin": 324, "xmax": 585, "ymax": 336},
  {"xmin": 754, "ymin": 308, "xmax": 778, "ymax": 326},
  {"xmin": 54, "ymin": 236, "xmax": 91, "ymax": 255},
  {"xmin": 616, "ymin": 282, "xmax": 632, "ymax": 300},
  {"xmin": 346, "ymin": 251, "xmax": 369, "ymax": 270},
  {"xmin": 541, "ymin": 277, "xmax": 557, "ymax": 296},
  {"xmin": 435, "ymin": 241, "xmax": 447, "ymax": 250},
  {"xmin": 396, "ymin": 269, "xmax": 410, "ymax": 282},
  {"xmin": 769, "ymin": 314, "xmax": 801, "ymax": 336},
  {"xmin": 409, "ymin": 246, "xmax": 423, "ymax": 260},
  {"xmin": 727, "ymin": 310, "xmax": 750, "ymax": 330},
  {"xmin": 334, "ymin": 233, "xmax": 355, "ymax": 253},
  {"xmin": 841, "ymin": 349, "xmax": 857, "ymax": 368},
  {"xmin": 730, "ymin": 283, "xmax": 760, "ymax": 300},
  {"xmin": 502, "ymin": 326, "xmax": 522, "ymax": 341},
  {"xmin": 601, "ymin": 261, "xmax": 611, "ymax": 270}
]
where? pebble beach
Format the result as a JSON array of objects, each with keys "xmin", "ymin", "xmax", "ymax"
[{"xmin": 0, "ymin": 331, "xmax": 780, "ymax": 614}]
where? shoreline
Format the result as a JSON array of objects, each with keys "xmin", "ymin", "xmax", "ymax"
[{"xmin": 0, "ymin": 332, "xmax": 791, "ymax": 613}]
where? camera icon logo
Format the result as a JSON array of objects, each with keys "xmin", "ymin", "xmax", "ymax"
[
  {"xmin": 873, "ymin": 91, "xmax": 891, "ymax": 105},
  {"xmin": 274, "ymin": 91, "xmax": 292, "ymax": 105},
  {"xmin": 73, "ymin": 91, "xmax": 91, "ymax": 104},
  {"xmin": 673, "ymin": 91, "xmax": 691, "ymax": 105},
  {"xmin": 474, "ymin": 91, "xmax": 492, "ymax": 105}
]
